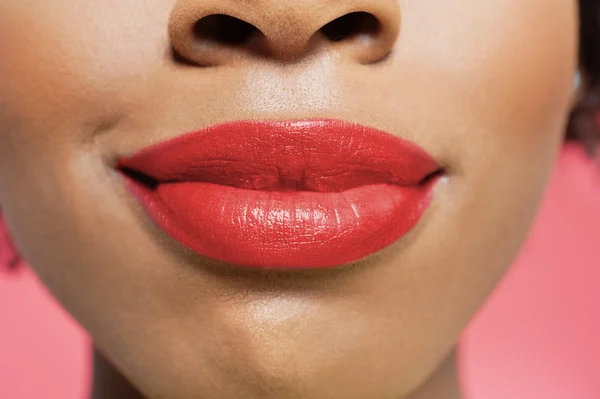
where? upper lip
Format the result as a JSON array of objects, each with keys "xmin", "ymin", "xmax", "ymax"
[{"xmin": 117, "ymin": 119, "xmax": 440, "ymax": 191}]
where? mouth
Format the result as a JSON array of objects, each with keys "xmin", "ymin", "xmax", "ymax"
[{"xmin": 117, "ymin": 119, "xmax": 442, "ymax": 269}]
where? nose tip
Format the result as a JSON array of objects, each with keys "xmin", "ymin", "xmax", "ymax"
[{"xmin": 168, "ymin": 0, "xmax": 400, "ymax": 66}]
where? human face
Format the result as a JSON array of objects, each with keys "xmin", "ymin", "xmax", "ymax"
[{"xmin": 0, "ymin": 1, "xmax": 577, "ymax": 398}]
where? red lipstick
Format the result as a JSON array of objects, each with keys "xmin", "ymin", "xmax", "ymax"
[{"xmin": 118, "ymin": 120, "xmax": 440, "ymax": 269}]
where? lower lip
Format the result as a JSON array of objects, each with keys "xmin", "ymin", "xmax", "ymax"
[{"xmin": 124, "ymin": 176, "xmax": 438, "ymax": 269}]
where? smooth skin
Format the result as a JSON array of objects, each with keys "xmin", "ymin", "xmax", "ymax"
[{"xmin": 0, "ymin": 1, "xmax": 578, "ymax": 398}]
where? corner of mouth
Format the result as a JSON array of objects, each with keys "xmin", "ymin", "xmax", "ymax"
[{"xmin": 118, "ymin": 166, "xmax": 160, "ymax": 190}]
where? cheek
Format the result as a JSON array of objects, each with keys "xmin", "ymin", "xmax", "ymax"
[
  {"xmin": 0, "ymin": 1, "xmax": 170, "ymax": 154},
  {"xmin": 399, "ymin": 0, "xmax": 577, "ymax": 155},
  {"xmin": 364, "ymin": 0, "xmax": 579, "ymax": 359},
  {"xmin": 389, "ymin": 1, "xmax": 578, "ymax": 270}
]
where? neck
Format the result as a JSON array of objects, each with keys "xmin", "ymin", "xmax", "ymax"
[
  {"xmin": 406, "ymin": 349, "xmax": 463, "ymax": 399},
  {"xmin": 90, "ymin": 347, "xmax": 462, "ymax": 399},
  {"xmin": 90, "ymin": 348, "xmax": 144, "ymax": 399}
]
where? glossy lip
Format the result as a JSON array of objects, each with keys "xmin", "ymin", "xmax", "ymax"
[{"xmin": 117, "ymin": 119, "xmax": 441, "ymax": 269}]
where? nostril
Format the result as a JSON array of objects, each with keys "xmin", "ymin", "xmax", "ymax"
[
  {"xmin": 320, "ymin": 12, "xmax": 380, "ymax": 42},
  {"xmin": 193, "ymin": 14, "xmax": 258, "ymax": 46}
]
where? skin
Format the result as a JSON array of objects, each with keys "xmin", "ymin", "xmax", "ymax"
[{"xmin": 0, "ymin": 1, "xmax": 578, "ymax": 398}]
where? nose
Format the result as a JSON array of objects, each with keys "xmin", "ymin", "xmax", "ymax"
[{"xmin": 168, "ymin": 0, "xmax": 400, "ymax": 66}]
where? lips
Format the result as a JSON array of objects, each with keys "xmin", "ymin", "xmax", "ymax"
[{"xmin": 117, "ymin": 119, "xmax": 441, "ymax": 269}]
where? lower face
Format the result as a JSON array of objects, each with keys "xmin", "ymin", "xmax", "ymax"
[{"xmin": 0, "ymin": 1, "xmax": 577, "ymax": 398}]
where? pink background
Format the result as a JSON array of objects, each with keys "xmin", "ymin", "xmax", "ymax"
[{"xmin": 1, "ymin": 144, "xmax": 599, "ymax": 398}]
